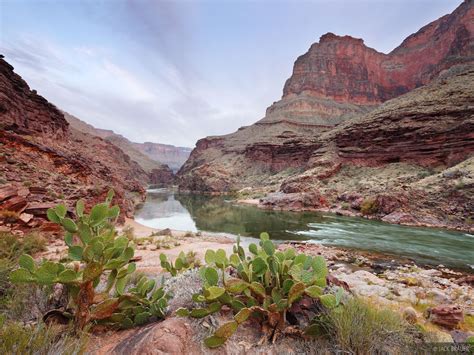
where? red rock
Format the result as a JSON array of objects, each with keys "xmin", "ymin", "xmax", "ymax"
[
  {"xmin": 0, "ymin": 195, "xmax": 27, "ymax": 212},
  {"xmin": 178, "ymin": 1, "xmax": 474, "ymax": 198},
  {"xmin": 24, "ymin": 202, "xmax": 57, "ymax": 216},
  {"xmin": 284, "ymin": 1, "xmax": 473, "ymax": 104},
  {"xmin": 100, "ymin": 318, "xmax": 200, "ymax": 354},
  {"xmin": 327, "ymin": 274, "xmax": 351, "ymax": 292},
  {"xmin": 456, "ymin": 275, "xmax": 474, "ymax": 285},
  {"xmin": 149, "ymin": 165, "xmax": 174, "ymax": 186},
  {"xmin": 428, "ymin": 304, "xmax": 464, "ymax": 329},
  {"xmin": 29, "ymin": 186, "xmax": 48, "ymax": 195},
  {"xmin": 0, "ymin": 184, "xmax": 18, "ymax": 202}
]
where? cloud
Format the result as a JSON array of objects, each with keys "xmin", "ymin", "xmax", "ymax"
[{"xmin": 1, "ymin": 0, "xmax": 460, "ymax": 147}]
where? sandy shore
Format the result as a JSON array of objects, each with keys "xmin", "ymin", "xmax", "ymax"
[{"xmin": 119, "ymin": 218, "xmax": 237, "ymax": 273}]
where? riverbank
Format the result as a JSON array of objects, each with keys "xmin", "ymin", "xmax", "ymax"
[{"xmin": 87, "ymin": 217, "xmax": 474, "ymax": 351}]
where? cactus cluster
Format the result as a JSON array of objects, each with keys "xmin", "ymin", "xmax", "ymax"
[
  {"xmin": 159, "ymin": 251, "xmax": 198, "ymax": 276},
  {"xmin": 176, "ymin": 233, "xmax": 343, "ymax": 348},
  {"xmin": 10, "ymin": 190, "xmax": 169, "ymax": 330}
]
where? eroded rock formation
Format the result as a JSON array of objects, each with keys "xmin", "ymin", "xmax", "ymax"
[
  {"xmin": 65, "ymin": 112, "xmax": 176, "ymax": 183},
  {"xmin": 0, "ymin": 58, "xmax": 149, "ymax": 230},
  {"xmin": 178, "ymin": 0, "xmax": 474, "ymax": 230}
]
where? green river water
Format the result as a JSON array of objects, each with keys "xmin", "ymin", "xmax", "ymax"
[{"xmin": 135, "ymin": 189, "xmax": 474, "ymax": 271}]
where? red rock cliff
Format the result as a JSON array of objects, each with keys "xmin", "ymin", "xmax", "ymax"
[
  {"xmin": 178, "ymin": 0, "xmax": 474, "ymax": 195},
  {"xmin": 0, "ymin": 57, "xmax": 148, "ymax": 231},
  {"xmin": 283, "ymin": 0, "xmax": 473, "ymax": 104}
]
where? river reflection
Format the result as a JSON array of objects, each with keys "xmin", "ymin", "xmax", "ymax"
[{"xmin": 135, "ymin": 189, "xmax": 474, "ymax": 270}]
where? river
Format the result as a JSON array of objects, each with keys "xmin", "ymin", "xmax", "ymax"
[{"xmin": 135, "ymin": 189, "xmax": 474, "ymax": 270}]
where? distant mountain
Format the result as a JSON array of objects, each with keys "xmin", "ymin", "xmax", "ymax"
[
  {"xmin": 64, "ymin": 113, "xmax": 191, "ymax": 172},
  {"xmin": 132, "ymin": 142, "xmax": 192, "ymax": 172}
]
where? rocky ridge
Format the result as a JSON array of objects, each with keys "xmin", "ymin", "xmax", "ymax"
[
  {"xmin": 177, "ymin": 1, "xmax": 474, "ymax": 230},
  {"xmin": 0, "ymin": 57, "xmax": 149, "ymax": 231},
  {"xmin": 64, "ymin": 112, "xmax": 175, "ymax": 186},
  {"xmin": 65, "ymin": 112, "xmax": 191, "ymax": 173}
]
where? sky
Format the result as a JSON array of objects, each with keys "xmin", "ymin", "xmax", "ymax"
[{"xmin": 0, "ymin": 0, "xmax": 462, "ymax": 147}]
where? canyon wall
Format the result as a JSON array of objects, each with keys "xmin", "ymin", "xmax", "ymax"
[
  {"xmin": 177, "ymin": 0, "xmax": 474, "ymax": 230},
  {"xmin": 0, "ymin": 58, "xmax": 149, "ymax": 231},
  {"xmin": 178, "ymin": 0, "xmax": 474, "ymax": 193},
  {"xmin": 66, "ymin": 112, "xmax": 190, "ymax": 173}
]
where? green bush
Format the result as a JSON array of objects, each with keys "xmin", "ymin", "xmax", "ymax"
[
  {"xmin": 313, "ymin": 297, "xmax": 418, "ymax": 353},
  {"xmin": 360, "ymin": 198, "xmax": 379, "ymax": 215},
  {"xmin": 0, "ymin": 232, "xmax": 47, "ymax": 316},
  {"xmin": 10, "ymin": 190, "xmax": 169, "ymax": 330},
  {"xmin": 176, "ymin": 233, "xmax": 343, "ymax": 348},
  {"xmin": 0, "ymin": 318, "xmax": 88, "ymax": 355},
  {"xmin": 0, "ymin": 232, "xmax": 46, "ymax": 260}
]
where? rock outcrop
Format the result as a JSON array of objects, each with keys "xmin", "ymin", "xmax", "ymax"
[
  {"xmin": 177, "ymin": 0, "xmax": 474, "ymax": 230},
  {"xmin": 284, "ymin": 0, "xmax": 473, "ymax": 103},
  {"xmin": 273, "ymin": 67, "xmax": 474, "ymax": 230},
  {"xmin": 0, "ymin": 58, "xmax": 149, "ymax": 230}
]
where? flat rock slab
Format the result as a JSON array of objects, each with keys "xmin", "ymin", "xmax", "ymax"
[{"xmin": 90, "ymin": 318, "xmax": 201, "ymax": 355}]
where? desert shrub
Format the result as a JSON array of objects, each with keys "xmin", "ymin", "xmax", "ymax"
[
  {"xmin": 0, "ymin": 232, "xmax": 46, "ymax": 261},
  {"xmin": 0, "ymin": 232, "xmax": 47, "ymax": 316},
  {"xmin": 10, "ymin": 190, "xmax": 169, "ymax": 330},
  {"xmin": 0, "ymin": 318, "xmax": 88, "ymax": 355},
  {"xmin": 0, "ymin": 210, "xmax": 20, "ymax": 223},
  {"xmin": 122, "ymin": 225, "xmax": 135, "ymax": 241},
  {"xmin": 176, "ymin": 233, "xmax": 343, "ymax": 348},
  {"xmin": 360, "ymin": 198, "xmax": 379, "ymax": 215},
  {"xmin": 155, "ymin": 235, "xmax": 180, "ymax": 249},
  {"xmin": 314, "ymin": 297, "xmax": 418, "ymax": 353},
  {"xmin": 160, "ymin": 251, "xmax": 199, "ymax": 276},
  {"xmin": 183, "ymin": 231, "xmax": 194, "ymax": 238}
]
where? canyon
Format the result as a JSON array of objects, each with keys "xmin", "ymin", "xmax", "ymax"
[
  {"xmin": 0, "ymin": 57, "xmax": 176, "ymax": 231},
  {"xmin": 177, "ymin": 0, "xmax": 474, "ymax": 231},
  {"xmin": 64, "ymin": 113, "xmax": 191, "ymax": 173}
]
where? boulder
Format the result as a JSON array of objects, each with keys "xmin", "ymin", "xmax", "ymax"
[
  {"xmin": 428, "ymin": 305, "xmax": 464, "ymax": 329},
  {"xmin": 107, "ymin": 318, "xmax": 200, "ymax": 354}
]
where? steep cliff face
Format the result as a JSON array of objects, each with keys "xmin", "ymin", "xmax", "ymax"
[
  {"xmin": 0, "ymin": 58, "xmax": 148, "ymax": 231},
  {"xmin": 0, "ymin": 58, "xmax": 68, "ymax": 137},
  {"xmin": 178, "ymin": 0, "xmax": 474, "ymax": 194},
  {"xmin": 266, "ymin": 67, "xmax": 474, "ymax": 231},
  {"xmin": 283, "ymin": 0, "xmax": 473, "ymax": 103}
]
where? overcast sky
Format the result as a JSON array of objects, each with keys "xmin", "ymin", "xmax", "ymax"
[{"xmin": 0, "ymin": 0, "xmax": 461, "ymax": 147}]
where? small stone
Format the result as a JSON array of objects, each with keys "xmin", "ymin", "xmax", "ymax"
[
  {"xmin": 19, "ymin": 212, "xmax": 33, "ymax": 224},
  {"xmin": 428, "ymin": 289, "xmax": 450, "ymax": 304},
  {"xmin": 403, "ymin": 307, "xmax": 418, "ymax": 324}
]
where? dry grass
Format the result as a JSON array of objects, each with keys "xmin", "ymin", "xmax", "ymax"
[
  {"xmin": 322, "ymin": 297, "xmax": 420, "ymax": 353},
  {"xmin": 0, "ymin": 320, "xmax": 88, "ymax": 355}
]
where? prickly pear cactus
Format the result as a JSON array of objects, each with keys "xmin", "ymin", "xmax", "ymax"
[
  {"xmin": 176, "ymin": 233, "xmax": 344, "ymax": 347},
  {"xmin": 159, "ymin": 251, "xmax": 198, "ymax": 276},
  {"xmin": 10, "ymin": 190, "xmax": 169, "ymax": 330}
]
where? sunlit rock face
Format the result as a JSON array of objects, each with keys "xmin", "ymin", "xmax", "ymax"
[{"xmin": 178, "ymin": 0, "xmax": 474, "ymax": 193}]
